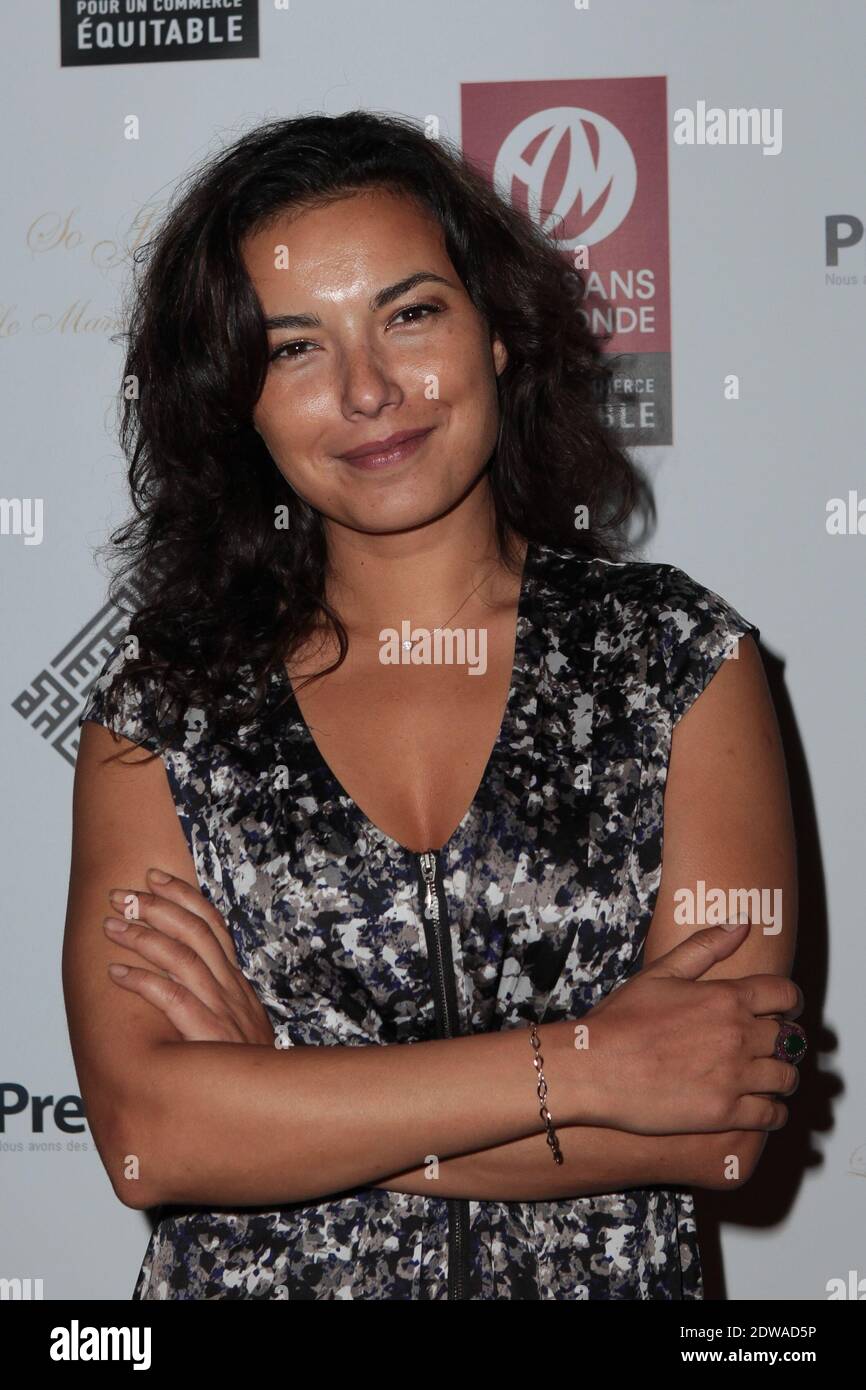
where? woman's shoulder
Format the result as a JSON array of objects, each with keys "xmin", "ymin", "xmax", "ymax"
[
  {"xmin": 533, "ymin": 543, "xmax": 761, "ymax": 723},
  {"xmin": 534, "ymin": 543, "xmax": 757, "ymax": 627},
  {"xmin": 77, "ymin": 639, "xmax": 164, "ymax": 754},
  {"xmin": 77, "ymin": 637, "xmax": 271, "ymax": 758},
  {"xmin": 77, "ymin": 638, "xmax": 213, "ymax": 756},
  {"xmin": 643, "ymin": 560, "xmax": 761, "ymax": 725}
]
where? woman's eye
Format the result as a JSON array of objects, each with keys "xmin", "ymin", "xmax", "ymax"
[
  {"xmin": 269, "ymin": 340, "xmax": 313, "ymax": 363},
  {"xmin": 390, "ymin": 302, "xmax": 443, "ymax": 327},
  {"xmin": 268, "ymin": 304, "xmax": 443, "ymax": 364}
]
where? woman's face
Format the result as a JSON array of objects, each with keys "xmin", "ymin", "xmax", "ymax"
[{"xmin": 242, "ymin": 188, "xmax": 507, "ymax": 535}]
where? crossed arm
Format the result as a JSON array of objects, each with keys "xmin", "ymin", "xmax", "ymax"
[
  {"xmin": 65, "ymin": 637, "xmax": 796, "ymax": 1206},
  {"xmin": 372, "ymin": 636, "xmax": 797, "ymax": 1198}
]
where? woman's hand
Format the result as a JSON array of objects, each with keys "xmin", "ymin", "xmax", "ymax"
[
  {"xmin": 102, "ymin": 867, "xmax": 275, "ymax": 1046},
  {"xmin": 569, "ymin": 919, "xmax": 804, "ymax": 1137}
]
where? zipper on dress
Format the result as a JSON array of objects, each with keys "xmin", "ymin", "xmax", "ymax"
[{"xmin": 416, "ymin": 849, "xmax": 471, "ymax": 1301}]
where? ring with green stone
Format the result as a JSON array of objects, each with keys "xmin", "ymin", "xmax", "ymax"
[{"xmin": 774, "ymin": 1021, "xmax": 807, "ymax": 1065}]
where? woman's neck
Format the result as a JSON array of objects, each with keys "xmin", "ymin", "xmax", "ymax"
[{"xmin": 320, "ymin": 495, "xmax": 526, "ymax": 639}]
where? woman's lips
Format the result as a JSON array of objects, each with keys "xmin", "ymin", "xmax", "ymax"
[{"xmin": 339, "ymin": 428, "xmax": 434, "ymax": 470}]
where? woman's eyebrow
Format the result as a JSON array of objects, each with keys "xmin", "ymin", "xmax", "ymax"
[{"xmin": 262, "ymin": 270, "xmax": 455, "ymax": 330}]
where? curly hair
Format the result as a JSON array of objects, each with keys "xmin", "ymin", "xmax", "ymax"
[{"xmin": 93, "ymin": 109, "xmax": 650, "ymax": 759}]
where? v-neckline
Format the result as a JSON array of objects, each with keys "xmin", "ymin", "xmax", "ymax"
[{"xmin": 271, "ymin": 540, "xmax": 540, "ymax": 859}]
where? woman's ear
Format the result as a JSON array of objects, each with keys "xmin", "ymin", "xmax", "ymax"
[{"xmin": 492, "ymin": 333, "xmax": 508, "ymax": 376}]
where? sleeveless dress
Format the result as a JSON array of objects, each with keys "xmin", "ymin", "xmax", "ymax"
[{"xmin": 77, "ymin": 541, "xmax": 760, "ymax": 1300}]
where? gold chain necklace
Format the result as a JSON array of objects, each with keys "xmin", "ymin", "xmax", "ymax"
[{"xmin": 344, "ymin": 565, "xmax": 499, "ymax": 651}]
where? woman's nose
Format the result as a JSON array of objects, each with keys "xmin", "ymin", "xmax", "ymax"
[{"xmin": 338, "ymin": 344, "xmax": 399, "ymax": 412}]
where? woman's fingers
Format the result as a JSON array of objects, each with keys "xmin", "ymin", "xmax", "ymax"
[
  {"xmin": 753, "ymin": 1014, "xmax": 800, "ymax": 1060},
  {"xmin": 104, "ymin": 918, "xmax": 231, "ymax": 1018},
  {"xmin": 104, "ymin": 911, "xmax": 276, "ymax": 1045},
  {"xmin": 109, "ymin": 884, "xmax": 240, "ymax": 993},
  {"xmin": 731, "ymin": 1092, "xmax": 789, "ymax": 1131},
  {"xmin": 105, "ymin": 872, "xmax": 277, "ymax": 1046},
  {"xmin": 747, "ymin": 1058, "xmax": 800, "ymax": 1097},
  {"xmin": 145, "ymin": 868, "xmax": 239, "ymax": 966},
  {"xmin": 736, "ymin": 973, "xmax": 804, "ymax": 1021},
  {"xmin": 106, "ymin": 962, "xmax": 245, "ymax": 1043}
]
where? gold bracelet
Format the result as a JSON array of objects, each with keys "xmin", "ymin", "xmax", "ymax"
[{"xmin": 529, "ymin": 1021, "xmax": 564, "ymax": 1164}]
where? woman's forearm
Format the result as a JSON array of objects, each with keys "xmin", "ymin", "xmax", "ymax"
[
  {"xmin": 371, "ymin": 1125, "xmax": 764, "ymax": 1199},
  {"xmin": 112, "ymin": 1021, "xmax": 602, "ymax": 1209}
]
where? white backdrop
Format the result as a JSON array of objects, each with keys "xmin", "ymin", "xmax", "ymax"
[{"xmin": 1, "ymin": 0, "xmax": 863, "ymax": 1301}]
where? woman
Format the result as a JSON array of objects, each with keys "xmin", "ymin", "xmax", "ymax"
[{"xmin": 63, "ymin": 111, "xmax": 804, "ymax": 1300}]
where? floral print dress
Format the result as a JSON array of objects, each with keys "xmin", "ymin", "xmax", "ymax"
[{"xmin": 77, "ymin": 541, "xmax": 759, "ymax": 1299}]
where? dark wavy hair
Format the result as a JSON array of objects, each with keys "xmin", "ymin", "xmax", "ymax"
[{"xmin": 94, "ymin": 109, "xmax": 650, "ymax": 759}]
